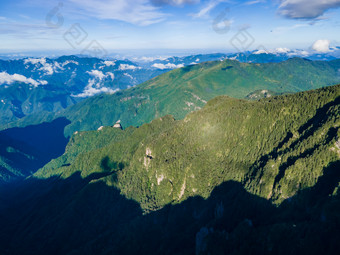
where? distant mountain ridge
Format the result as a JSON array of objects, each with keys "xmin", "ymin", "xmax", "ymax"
[
  {"xmin": 4, "ymin": 57, "xmax": 339, "ymax": 139},
  {"xmin": 1, "ymin": 51, "xmax": 339, "ymax": 126},
  {"xmin": 138, "ymin": 49, "xmax": 340, "ymax": 68}
]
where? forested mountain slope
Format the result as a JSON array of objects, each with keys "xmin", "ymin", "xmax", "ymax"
[{"xmin": 0, "ymin": 85, "xmax": 337, "ymax": 254}]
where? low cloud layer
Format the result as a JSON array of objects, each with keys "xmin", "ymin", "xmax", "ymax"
[
  {"xmin": 74, "ymin": 69, "xmax": 116, "ymax": 97},
  {"xmin": 74, "ymin": 84, "xmax": 118, "ymax": 98},
  {"xmin": 152, "ymin": 63, "xmax": 185, "ymax": 69},
  {"xmin": 24, "ymin": 58, "xmax": 64, "ymax": 75},
  {"xmin": 119, "ymin": 64, "xmax": 141, "ymax": 71},
  {"xmin": 0, "ymin": 71, "xmax": 48, "ymax": 87},
  {"xmin": 278, "ymin": 0, "xmax": 340, "ymax": 20},
  {"xmin": 103, "ymin": 61, "xmax": 116, "ymax": 67}
]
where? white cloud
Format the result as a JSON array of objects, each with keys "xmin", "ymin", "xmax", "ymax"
[
  {"xmin": 278, "ymin": 0, "xmax": 340, "ymax": 20},
  {"xmin": 103, "ymin": 60, "xmax": 116, "ymax": 67},
  {"xmin": 191, "ymin": 0, "xmax": 230, "ymax": 18},
  {"xmin": 300, "ymin": 50, "xmax": 310, "ymax": 56},
  {"xmin": 134, "ymin": 56, "xmax": 170, "ymax": 62},
  {"xmin": 69, "ymin": 0, "xmax": 167, "ymax": 26},
  {"xmin": 107, "ymin": 72, "xmax": 115, "ymax": 80},
  {"xmin": 0, "ymin": 71, "xmax": 48, "ymax": 87},
  {"xmin": 253, "ymin": 49, "xmax": 269, "ymax": 54},
  {"xmin": 254, "ymin": 47, "xmax": 291, "ymax": 54},
  {"xmin": 24, "ymin": 58, "xmax": 63, "ymax": 75},
  {"xmin": 87, "ymin": 70, "xmax": 115, "ymax": 80},
  {"xmin": 24, "ymin": 58, "xmax": 45, "ymax": 65},
  {"xmin": 123, "ymin": 73, "xmax": 134, "ymax": 80},
  {"xmin": 285, "ymin": 49, "xmax": 310, "ymax": 57},
  {"xmin": 62, "ymin": 60, "xmax": 79, "ymax": 66},
  {"xmin": 244, "ymin": 0, "xmax": 265, "ymax": 5},
  {"xmin": 152, "ymin": 63, "xmax": 184, "ymax": 69},
  {"xmin": 151, "ymin": 0, "xmax": 199, "ymax": 6},
  {"xmin": 275, "ymin": 47, "xmax": 291, "ymax": 53},
  {"xmin": 252, "ymin": 47, "xmax": 311, "ymax": 56},
  {"xmin": 73, "ymin": 77, "xmax": 118, "ymax": 97},
  {"xmin": 213, "ymin": 18, "xmax": 234, "ymax": 31},
  {"xmin": 119, "ymin": 64, "xmax": 141, "ymax": 70},
  {"xmin": 272, "ymin": 23, "xmax": 309, "ymax": 33},
  {"xmin": 74, "ymin": 70, "xmax": 116, "ymax": 97},
  {"xmin": 74, "ymin": 85, "xmax": 118, "ymax": 98},
  {"xmin": 87, "ymin": 70, "xmax": 106, "ymax": 80},
  {"xmin": 312, "ymin": 39, "xmax": 331, "ymax": 52},
  {"xmin": 191, "ymin": 0, "xmax": 219, "ymax": 18}
]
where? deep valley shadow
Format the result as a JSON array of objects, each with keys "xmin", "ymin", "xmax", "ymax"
[
  {"xmin": 1, "ymin": 117, "xmax": 71, "ymax": 159},
  {"xmin": 0, "ymin": 160, "xmax": 339, "ymax": 255},
  {"xmin": 0, "ymin": 117, "xmax": 71, "ymax": 179}
]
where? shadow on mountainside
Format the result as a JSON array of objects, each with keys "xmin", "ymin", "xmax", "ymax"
[
  {"xmin": 0, "ymin": 160, "xmax": 339, "ymax": 255},
  {"xmin": 0, "ymin": 117, "xmax": 71, "ymax": 180},
  {"xmin": 246, "ymin": 95, "xmax": 339, "ymax": 189}
]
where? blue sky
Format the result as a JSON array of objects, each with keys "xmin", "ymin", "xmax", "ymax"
[{"xmin": 0, "ymin": 0, "xmax": 340, "ymax": 55}]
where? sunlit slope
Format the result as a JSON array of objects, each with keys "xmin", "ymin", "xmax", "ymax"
[{"xmin": 36, "ymin": 84, "xmax": 340, "ymax": 211}]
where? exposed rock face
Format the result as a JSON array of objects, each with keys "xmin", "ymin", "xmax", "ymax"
[
  {"xmin": 334, "ymin": 139, "xmax": 340, "ymax": 157},
  {"xmin": 113, "ymin": 120, "xmax": 122, "ymax": 129},
  {"xmin": 146, "ymin": 148, "xmax": 153, "ymax": 158},
  {"xmin": 144, "ymin": 148, "xmax": 153, "ymax": 171},
  {"xmin": 336, "ymin": 140, "xmax": 340, "ymax": 150},
  {"xmin": 156, "ymin": 173, "xmax": 165, "ymax": 185},
  {"xmin": 178, "ymin": 177, "xmax": 186, "ymax": 200}
]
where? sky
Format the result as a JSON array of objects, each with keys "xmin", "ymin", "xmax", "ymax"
[{"xmin": 0, "ymin": 0, "xmax": 340, "ymax": 56}]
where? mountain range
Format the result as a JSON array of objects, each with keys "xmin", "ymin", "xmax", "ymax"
[
  {"xmin": 0, "ymin": 50, "xmax": 339, "ymax": 255},
  {"xmin": 1, "ymin": 49, "xmax": 340, "ymax": 127},
  {"xmin": 1, "ymin": 57, "xmax": 340, "ymax": 183},
  {"xmin": 5, "ymin": 57, "xmax": 340, "ymax": 136},
  {"xmin": 0, "ymin": 83, "xmax": 339, "ymax": 254},
  {"xmin": 0, "ymin": 56, "xmax": 167, "ymax": 125}
]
